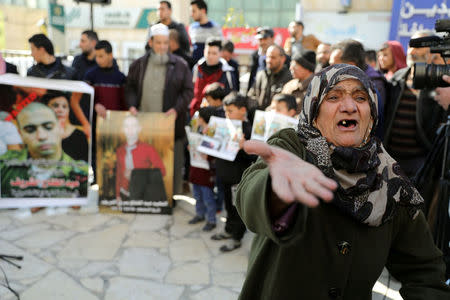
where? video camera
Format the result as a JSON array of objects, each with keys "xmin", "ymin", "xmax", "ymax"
[{"xmin": 410, "ymin": 19, "xmax": 450, "ymax": 89}]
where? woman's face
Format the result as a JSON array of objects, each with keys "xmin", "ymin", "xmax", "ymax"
[
  {"xmin": 377, "ymin": 47, "xmax": 394, "ymax": 71},
  {"xmin": 315, "ymin": 79, "xmax": 372, "ymax": 147},
  {"xmin": 48, "ymin": 96, "xmax": 69, "ymax": 121}
]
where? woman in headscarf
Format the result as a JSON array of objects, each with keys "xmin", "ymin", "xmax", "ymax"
[
  {"xmin": 377, "ymin": 41, "xmax": 407, "ymax": 80},
  {"xmin": 236, "ymin": 64, "xmax": 449, "ymax": 299}
]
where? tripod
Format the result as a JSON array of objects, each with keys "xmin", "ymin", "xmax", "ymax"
[
  {"xmin": 434, "ymin": 114, "xmax": 450, "ymax": 278},
  {"xmin": 0, "ymin": 254, "xmax": 23, "ymax": 299}
]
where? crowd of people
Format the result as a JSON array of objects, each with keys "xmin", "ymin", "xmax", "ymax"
[{"xmin": 1, "ymin": 0, "xmax": 450, "ymax": 296}]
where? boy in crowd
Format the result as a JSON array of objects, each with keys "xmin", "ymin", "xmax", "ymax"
[
  {"xmin": 202, "ymin": 82, "xmax": 228, "ymax": 212},
  {"xmin": 203, "ymin": 82, "xmax": 228, "ymax": 117},
  {"xmin": 221, "ymin": 41, "xmax": 240, "ymax": 91},
  {"xmin": 190, "ymin": 37, "xmax": 238, "ymax": 117},
  {"xmin": 84, "ymin": 40, "xmax": 127, "ymax": 115},
  {"xmin": 84, "ymin": 40, "xmax": 126, "ymax": 181},
  {"xmin": 269, "ymin": 94, "xmax": 298, "ymax": 118},
  {"xmin": 188, "ymin": 107, "xmax": 218, "ymax": 231},
  {"xmin": 211, "ymin": 92, "xmax": 256, "ymax": 252}
]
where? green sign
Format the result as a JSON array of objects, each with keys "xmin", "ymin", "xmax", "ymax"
[
  {"xmin": 136, "ymin": 8, "xmax": 157, "ymax": 29},
  {"xmin": 49, "ymin": 3, "xmax": 65, "ymax": 33}
]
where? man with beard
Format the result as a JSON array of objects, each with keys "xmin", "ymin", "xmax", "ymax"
[
  {"xmin": 125, "ymin": 23, "xmax": 193, "ymax": 196},
  {"xmin": 384, "ymin": 30, "xmax": 447, "ymax": 179},
  {"xmin": 315, "ymin": 42, "xmax": 331, "ymax": 72},
  {"xmin": 248, "ymin": 45, "xmax": 292, "ymax": 111},
  {"xmin": 283, "ymin": 21, "xmax": 321, "ymax": 57},
  {"xmin": 72, "ymin": 30, "xmax": 98, "ymax": 80}
]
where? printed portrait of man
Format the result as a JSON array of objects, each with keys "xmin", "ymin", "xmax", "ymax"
[
  {"xmin": 115, "ymin": 115, "xmax": 166, "ymax": 201},
  {"xmin": 0, "ymin": 102, "xmax": 88, "ymax": 198}
]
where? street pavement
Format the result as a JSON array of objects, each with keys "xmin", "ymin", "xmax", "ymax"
[{"xmin": 0, "ymin": 188, "xmax": 403, "ymax": 300}]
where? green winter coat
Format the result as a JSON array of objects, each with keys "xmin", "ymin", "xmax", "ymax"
[{"xmin": 236, "ymin": 128, "xmax": 450, "ymax": 300}]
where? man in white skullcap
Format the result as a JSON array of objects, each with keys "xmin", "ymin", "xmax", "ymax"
[{"xmin": 125, "ymin": 23, "xmax": 193, "ymax": 198}]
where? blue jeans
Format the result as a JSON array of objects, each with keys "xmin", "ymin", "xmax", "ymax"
[{"xmin": 193, "ymin": 184, "xmax": 216, "ymax": 224}]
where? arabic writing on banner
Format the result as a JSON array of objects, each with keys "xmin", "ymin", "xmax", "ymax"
[
  {"xmin": 222, "ymin": 28, "xmax": 289, "ymax": 51},
  {"xmin": 389, "ymin": 0, "xmax": 450, "ymax": 51}
]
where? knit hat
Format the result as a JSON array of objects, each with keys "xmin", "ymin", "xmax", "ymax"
[
  {"xmin": 147, "ymin": 23, "xmax": 169, "ymax": 40},
  {"xmin": 292, "ymin": 51, "xmax": 316, "ymax": 72}
]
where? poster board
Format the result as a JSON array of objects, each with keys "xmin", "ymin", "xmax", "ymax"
[
  {"xmin": 251, "ymin": 110, "xmax": 299, "ymax": 142},
  {"xmin": 185, "ymin": 126, "xmax": 209, "ymax": 170},
  {"xmin": 197, "ymin": 116, "xmax": 243, "ymax": 162},
  {"xmin": 97, "ymin": 111, "xmax": 175, "ymax": 214},
  {"xmin": 0, "ymin": 74, "xmax": 93, "ymax": 208}
]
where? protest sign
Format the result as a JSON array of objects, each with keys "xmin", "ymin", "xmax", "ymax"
[
  {"xmin": 97, "ymin": 111, "xmax": 174, "ymax": 214},
  {"xmin": 197, "ymin": 116, "xmax": 243, "ymax": 162},
  {"xmin": 185, "ymin": 126, "xmax": 209, "ymax": 170},
  {"xmin": 251, "ymin": 110, "xmax": 299, "ymax": 142},
  {"xmin": 0, "ymin": 74, "xmax": 92, "ymax": 208}
]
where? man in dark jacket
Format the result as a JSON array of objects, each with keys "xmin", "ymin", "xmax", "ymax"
[
  {"xmin": 72, "ymin": 30, "xmax": 98, "ymax": 80},
  {"xmin": 125, "ymin": 23, "xmax": 193, "ymax": 196},
  {"xmin": 169, "ymin": 29, "xmax": 194, "ymax": 69},
  {"xmin": 247, "ymin": 45, "xmax": 292, "ymax": 111},
  {"xmin": 384, "ymin": 30, "xmax": 447, "ymax": 179},
  {"xmin": 154, "ymin": 1, "xmax": 190, "ymax": 55},
  {"xmin": 247, "ymin": 27, "xmax": 275, "ymax": 94},
  {"xmin": 27, "ymin": 34, "xmax": 76, "ymax": 80}
]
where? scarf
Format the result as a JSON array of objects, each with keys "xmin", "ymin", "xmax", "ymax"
[{"xmin": 297, "ymin": 64, "xmax": 423, "ymax": 226}]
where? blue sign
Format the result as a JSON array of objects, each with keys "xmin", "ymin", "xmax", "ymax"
[{"xmin": 389, "ymin": 0, "xmax": 450, "ymax": 51}]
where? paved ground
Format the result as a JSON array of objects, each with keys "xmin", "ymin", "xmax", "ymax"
[{"xmin": 0, "ymin": 189, "xmax": 403, "ymax": 300}]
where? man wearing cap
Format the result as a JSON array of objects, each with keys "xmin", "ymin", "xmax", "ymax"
[
  {"xmin": 125, "ymin": 23, "xmax": 193, "ymax": 196},
  {"xmin": 282, "ymin": 51, "xmax": 316, "ymax": 113},
  {"xmin": 283, "ymin": 21, "xmax": 321, "ymax": 57},
  {"xmin": 247, "ymin": 27, "xmax": 275, "ymax": 93},
  {"xmin": 247, "ymin": 44, "xmax": 292, "ymax": 111}
]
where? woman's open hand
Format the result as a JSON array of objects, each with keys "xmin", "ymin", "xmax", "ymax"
[{"xmin": 244, "ymin": 140, "xmax": 337, "ymax": 207}]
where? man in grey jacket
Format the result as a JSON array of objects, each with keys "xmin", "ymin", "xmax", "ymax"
[{"xmin": 125, "ymin": 23, "xmax": 193, "ymax": 196}]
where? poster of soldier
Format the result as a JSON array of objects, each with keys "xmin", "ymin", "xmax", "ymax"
[
  {"xmin": 251, "ymin": 110, "xmax": 299, "ymax": 142},
  {"xmin": 0, "ymin": 74, "xmax": 92, "ymax": 208},
  {"xmin": 97, "ymin": 111, "xmax": 175, "ymax": 214}
]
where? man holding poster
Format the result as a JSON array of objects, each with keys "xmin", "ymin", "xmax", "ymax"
[{"xmin": 0, "ymin": 102, "xmax": 88, "ymax": 198}]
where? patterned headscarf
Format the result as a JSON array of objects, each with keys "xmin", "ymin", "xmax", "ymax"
[{"xmin": 297, "ymin": 64, "xmax": 423, "ymax": 226}]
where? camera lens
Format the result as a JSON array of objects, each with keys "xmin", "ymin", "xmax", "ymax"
[{"xmin": 413, "ymin": 63, "xmax": 450, "ymax": 89}]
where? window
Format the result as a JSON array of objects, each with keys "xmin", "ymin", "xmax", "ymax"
[{"xmin": 205, "ymin": 0, "xmax": 297, "ymax": 27}]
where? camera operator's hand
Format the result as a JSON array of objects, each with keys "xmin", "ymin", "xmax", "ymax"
[{"xmin": 435, "ymin": 75, "xmax": 450, "ymax": 110}]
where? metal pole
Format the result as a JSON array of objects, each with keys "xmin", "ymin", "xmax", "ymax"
[{"xmin": 90, "ymin": 2, "xmax": 94, "ymax": 31}]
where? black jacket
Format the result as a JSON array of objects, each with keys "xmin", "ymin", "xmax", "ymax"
[
  {"xmin": 6, "ymin": 62, "xmax": 18, "ymax": 74},
  {"xmin": 72, "ymin": 54, "xmax": 97, "ymax": 80},
  {"xmin": 155, "ymin": 20, "xmax": 191, "ymax": 55},
  {"xmin": 27, "ymin": 57, "xmax": 76, "ymax": 80},
  {"xmin": 247, "ymin": 50, "xmax": 291, "ymax": 93},
  {"xmin": 384, "ymin": 67, "xmax": 446, "ymax": 151},
  {"xmin": 247, "ymin": 65, "xmax": 292, "ymax": 110},
  {"xmin": 125, "ymin": 52, "xmax": 193, "ymax": 140},
  {"xmin": 216, "ymin": 121, "xmax": 257, "ymax": 185}
]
